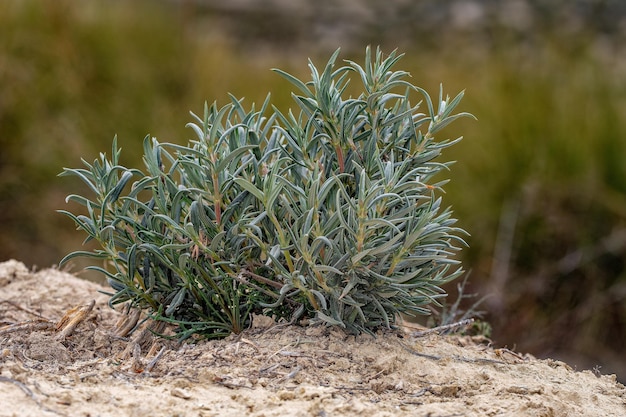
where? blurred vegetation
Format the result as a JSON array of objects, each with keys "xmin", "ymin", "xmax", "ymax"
[{"xmin": 1, "ymin": 0, "xmax": 624, "ymax": 379}]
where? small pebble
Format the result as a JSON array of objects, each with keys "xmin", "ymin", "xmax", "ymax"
[
  {"xmin": 171, "ymin": 387, "xmax": 192, "ymax": 399},
  {"xmin": 278, "ymin": 390, "xmax": 296, "ymax": 400}
]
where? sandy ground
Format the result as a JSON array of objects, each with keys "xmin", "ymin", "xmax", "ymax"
[{"xmin": 0, "ymin": 259, "xmax": 625, "ymax": 417}]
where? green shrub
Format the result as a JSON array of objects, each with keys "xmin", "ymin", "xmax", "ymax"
[{"xmin": 60, "ymin": 47, "xmax": 472, "ymax": 339}]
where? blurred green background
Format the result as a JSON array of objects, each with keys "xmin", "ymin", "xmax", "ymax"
[{"xmin": 1, "ymin": 0, "xmax": 625, "ymax": 380}]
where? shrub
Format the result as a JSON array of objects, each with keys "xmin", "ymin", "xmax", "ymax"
[{"xmin": 60, "ymin": 47, "xmax": 473, "ymax": 339}]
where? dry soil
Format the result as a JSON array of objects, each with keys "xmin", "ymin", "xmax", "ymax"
[{"xmin": 1, "ymin": 259, "xmax": 625, "ymax": 417}]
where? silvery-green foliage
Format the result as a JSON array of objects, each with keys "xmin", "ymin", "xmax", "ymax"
[{"xmin": 60, "ymin": 47, "xmax": 473, "ymax": 338}]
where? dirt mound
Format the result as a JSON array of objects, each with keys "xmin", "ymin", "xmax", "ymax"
[{"xmin": 1, "ymin": 259, "xmax": 624, "ymax": 416}]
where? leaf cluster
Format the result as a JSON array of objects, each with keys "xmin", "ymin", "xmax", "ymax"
[{"xmin": 60, "ymin": 47, "xmax": 473, "ymax": 339}]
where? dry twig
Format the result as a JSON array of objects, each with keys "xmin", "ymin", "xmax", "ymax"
[
  {"xmin": 0, "ymin": 376, "xmax": 62, "ymax": 415},
  {"xmin": 55, "ymin": 300, "xmax": 95, "ymax": 340},
  {"xmin": 0, "ymin": 320, "xmax": 53, "ymax": 336},
  {"xmin": 115, "ymin": 308, "xmax": 141, "ymax": 337},
  {"xmin": 411, "ymin": 318, "xmax": 475, "ymax": 337},
  {"xmin": 145, "ymin": 346, "xmax": 167, "ymax": 373},
  {"xmin": 0, "ymin": 300, "xmax": 50, "ymax": 320}
]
